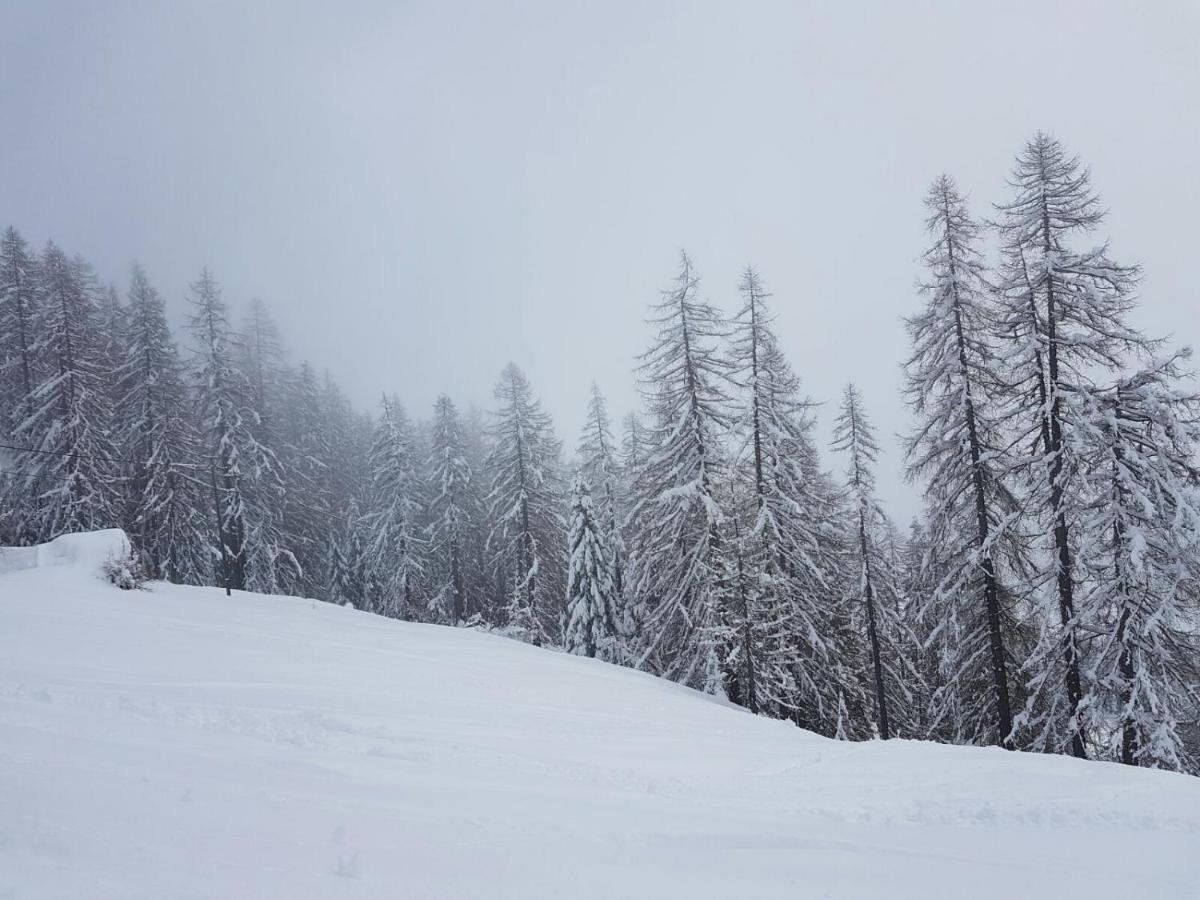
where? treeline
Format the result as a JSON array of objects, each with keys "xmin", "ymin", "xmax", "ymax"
[{"xmin": 1, "ymin": 132, "xmax": 1198, "ymax": 773}]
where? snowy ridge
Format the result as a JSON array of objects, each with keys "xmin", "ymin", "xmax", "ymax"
[{"xmin": 1, "ymin": 532, "xmax": 1197, "ymax": 899}]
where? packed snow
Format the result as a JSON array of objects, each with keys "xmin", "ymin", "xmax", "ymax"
[{"xmin": 1, "ymin": 531, "xmax": 1197, "ymax": 899}]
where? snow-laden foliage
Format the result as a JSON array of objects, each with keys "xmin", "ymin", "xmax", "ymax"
[
  {"xmin": 577, "ymin": 383, "xmax": 627, "ymax": 625},
  {"xmin": 903, "ymin": 177, "xmax": 1024, "ymax": 747},
  {"xmin": 726, "ymin": 266, "xmax": 862, "ymax": 731},
  {"xmin": 364, "ymin": 395, "xmax": 425, "ymax": 619},
  {"xmin": 832, "ymin": 385, "xmax": 919, "ymax": 739},
  {"xmin": 11, "ymin": 242, "xmax": 121, "ymax": 542},
  {"xmin": 563, "ymin": 474, "xmax": 619, "ymax": 660},
  {"xmin": 116, "ymin": 264, "xmax": 209, "ymax": 583},
  {"xmin": 994, "ymin": 133, "xmax": 1148, "ymax": 759},
  {"xmin": 484, "ymin": 363, "xmax": 566, "ymax": 642},
  {"xmin": 187, "ymin": 267, "xmax": 293, "ymax": 593},
  {"xmin": 1072, "ymin": 358, "xmax": 1200, "ymax": 772},
  {"xmin": 426, "ymin": 394, "xmax": 480, "ymax": 624},
  {"xmin": 627, "ymin": 251, "xmax": 733, "ymax": 694}
]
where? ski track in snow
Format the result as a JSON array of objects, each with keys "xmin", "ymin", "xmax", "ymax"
[{"xmin": 1, "ymin": 531, "xmax": 1198, "ymax": 899}]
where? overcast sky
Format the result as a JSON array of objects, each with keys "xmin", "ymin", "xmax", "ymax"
[{"xmin": 2, "ymin": 1, "xmax": 1197, "ymax": 520}]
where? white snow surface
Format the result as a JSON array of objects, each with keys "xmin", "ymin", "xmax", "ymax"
[{"xmin": 1, "ymin": 530, "xmax": 1197, "ymax": 899}]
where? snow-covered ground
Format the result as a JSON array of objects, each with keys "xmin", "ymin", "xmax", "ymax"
[{"xmin": 1, "ymin": 531, "xmax": 1197, "ymax": 899}]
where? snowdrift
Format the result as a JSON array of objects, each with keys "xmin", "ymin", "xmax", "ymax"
[{"xmin": 1, "ymin": 531, "xmax": 1197, "ymax": 899}]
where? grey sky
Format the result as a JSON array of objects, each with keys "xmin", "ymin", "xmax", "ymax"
[{"xmin": 2, "ymin": 1, "xmax": 1197, "ymax": 521}]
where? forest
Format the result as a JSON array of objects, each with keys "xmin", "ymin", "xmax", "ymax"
[{"xmin": 2, "ymin": 132, "xmax": 1198, "ymax": 774}]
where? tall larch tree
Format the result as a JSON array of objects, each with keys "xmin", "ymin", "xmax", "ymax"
[
  {"xmin": 903, "ymin": 176, "xmax": 1022, "ymax": 748},
  {"xmin": 366, "ymin": 394, "xmax": 425, "ymax": 618},
  {"xmin": 832, "ymin": 384, "xmax": 907, "ymax": 738},
  {"xmin": 995, "ymin": 133, "xmax": 1145, "ymax": 758},
  {"xmin": 426, "ymin": 394, "xmax": 478, "ymax": 624},
  {"xmin": 187, "ymin": 267, "xmax": 279, "ymax": 591},
  {"xmin": 1075, "ymin": 358, "xmax": 1200, "ymax": 772},
  {"xmin": 577, "ymin": 383, "xmax": 628, "ymax": 642},
  {"xmin": 116, "ymin": 263, "xmax": 208, "ymax": 583},
  {"xmin": 12, "ymin": 242, "xmax": 120, "ymax": 542},
  {"xmin": 628, "ymin": 251, "xmax": 732, "ymax": 694},
  {"xmin": 729, "ymin": 267, "xmax": 862, "ymax": 730},
  {"xmin": 0, "ymin": 227, "xmax": 41, "ymax": 543},
  {"xmin": 484, "ymin": 363, "xmax": 566, "ymax": 642},
  {"xmin": 0, "ymin": 228, "xmax": 39, "ymax": 432}
]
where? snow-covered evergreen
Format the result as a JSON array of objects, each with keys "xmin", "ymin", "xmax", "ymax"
[
  {"xmin": 628, "ymin": 251, "xmax": 732, "ymax": 694},
  {"xmin": 365, "ymin": 395, "xmax": 425, "ymax": 619},
  {"xmin": 832, "ymin": 385, "xmax": 911, "ymax": 738},
  {"xmin": 577, "ymin": 383, "xmax": 629, "ymax": 645},
  {"xmin": 426, "ymin": 394, "xmax": 478, "ymax": 625},
  {"xmin": 116, "ymin": 264, "xmax": 208, "ymax": 583},
  {"xmin": 903, "ymin": 176, "xmax": 1022, "ymax": 747},
  {"xmin": 11, "ymin": 242, "xmax": 121, "ymax": 542},
  {"xmin": 994, "ymin": 134, "xmax": 1146, "ymax": 758},
  {"xmin": 484, "ymin": 363, "xmax": 566, "ymax": 642},
  {"xmin": 564, "ymin": 474, "xmax": 618, "ymax": 659},
  {"xmin": 727, "ymin": 266, "xmax": 860, "ymax": 730},
  {"xmin": 1074, "ymin": 357, "xmax": 1200, "ymax": 772}
]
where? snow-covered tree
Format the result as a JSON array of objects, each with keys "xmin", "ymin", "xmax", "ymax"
[
  {"xmin": 238, "ymin": 297, "xmax": 287, "ymax": 447},
  {"xmin": 564, "ymin": 474, "xmax": 618, "ymax": 659},
  {"xmin": 426, "ymin": 394, "xmax": 478, "ymax": 624},
  {"xmin": 484, "ymin": 363, "xmax": 566, "ymax": 642},
  {"xmin": 832, "ymin": 384, "xmax": 910, "ymax": 738},
  {"xmin": 116, "ymin": 263, "xmax": 208, "ymax": 583},
  {"xmin": 0, "ymin": 228, "xmax": 39, "ymax": 433},
  {"xmin": 329, "ymin": 494, "xmax": 370, "ymax": 608},
  {"xmin": 628, "ymin": 251, "xmax": 732, "ymax": 693},
  {"xmin": 995, "ymin": 133, "xmax": 1146, "ymax": 758},
  {"xmin": 1075, "ymin": 358, "xmax": 1200, "ymax": 772},
  {"xmin": 903, "ymin": 176, "xmax": 1023, "ymax": 747},
  {"xmin": 187, "ymin": 267, "xmax": 291, "ymax": 592},
  {"xmin": 727, "ymin": 266, "xmax": 858, "ymax": 729},
  {"xmin": 577, "ymin": 383, "xmax": 629, "ymax": 642},
  {"xmin": 365, "ymin": 394, "xmax": 425, "ymax": 618},
  {"xmin": 0, "ymin": 228, "xmax": 42, "ymax": 543},
  {"xmin": 276, "ymin": 362, "xmax": 332, "ymax": 599},
  {"xmin": 11, "ymin": 242, "xmax": 120, "ymax": 542}
]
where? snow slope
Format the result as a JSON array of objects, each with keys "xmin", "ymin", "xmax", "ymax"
[{"xmin": 1, "ymin": 531, "xmax": 1197, "ymax": 899}]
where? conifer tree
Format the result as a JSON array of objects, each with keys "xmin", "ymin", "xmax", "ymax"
[
  {"xmin": 329, "ymin": 494, "xmax": 370, "ymax": 608},
  {"xmin": 0, "ymin": 227, "xmax": 42, "ymax": 543},
  {"xmin": 12, "ymin": 242, "xmax": 120, "ymax": 541},
  {"xmin": 628, "ymin": 252, "xmax": 732, "ymax": 693},
  {"xmin": 0, "ymin": 227, "xmax": 39, "ymax": 432},
  {"xmin": 365, "ymin": 395, "xmax": 425, "ymax": 618},
  {"xmin": 116, "ymin": 263, "xmax": 207, "ymax": 582},
  {"xmin": 577, "ymin": 383, "xmax": 628, "ymax": 640},
  {"xmin": 1075, "ymin": 358, "xmax": 1200, "ymax": 771},
  {"xmin": 728, "ymin": 266, "xmax": 857, "ymax": 729},
  {"xmin": 484, "ymin": 364, "xmax": 566, "ymax": 641},
  {"xmin": 832, "ymin": 384, "xmax": 907, "ymax": 738},
  {"xmin": 277, "ymin": 362, "xmax": 331, "ymax": 598},
  {"xmin": 426, "ymin": 394, "xmax": 477, "ymax": 624},
  {"xmin": 995, "ymin": 133, "xmax": 1145, "ymax": 757},
  {"xmin": 903, "ymin": 176, "xmax": 1021, "ymax": 747},
  {"xmin": 564, "ymin": 474, "xmax": 617, "ymax": 659},
  {"xmin": 187, "ymin": 267, "xmax": 288, "ymax": 591}
]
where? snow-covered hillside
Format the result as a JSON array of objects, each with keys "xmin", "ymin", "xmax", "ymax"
[{"xmin": 1, "ymin": 532, "xmax": 1197, "ymax": 899}]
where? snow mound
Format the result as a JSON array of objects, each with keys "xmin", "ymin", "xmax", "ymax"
[
  {"xmin": 0, "ymin": 527, "xmax": 130, "ymax": 577},
  {"xmin": 1, "ymin": 531, "xmax": 1197, "ymax": 899}
]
